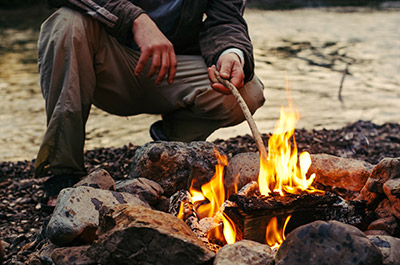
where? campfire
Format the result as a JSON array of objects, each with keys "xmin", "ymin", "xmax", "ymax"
[
  {"xmin": 176, "ymin": 85, "xmax": 327, "ymax": 250},
  {"xmin": 18, "ymin": 82, "xmax": 398, "ymax": 264}
]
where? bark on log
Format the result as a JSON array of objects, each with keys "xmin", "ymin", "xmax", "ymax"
[{"xmin": 224, "ymin": 192, "xmax": 367, "ymax": 243}]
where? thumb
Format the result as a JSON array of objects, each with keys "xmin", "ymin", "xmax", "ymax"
[{"xmin": 219, "ymin": 59, "xmax": 233, "ymax": 79}]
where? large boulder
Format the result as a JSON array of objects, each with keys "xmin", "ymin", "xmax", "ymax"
[
  {"xmin": 87, "ymin": 204, "xmax": 215, "ymax": 265},
  {"xmin": 46, "ymin": 186, "xmax": 149, "ymax": 246},
  {"xmin": 275, "ymin": 220, "xmax": 383, "ymax": 265},
  {"xmin": 214, "ymin": 240, "xmax": 274, "ymax": 265},
  {"xmin": 130, "ymin": 141, "xmax": 224, "ymax": 196}
]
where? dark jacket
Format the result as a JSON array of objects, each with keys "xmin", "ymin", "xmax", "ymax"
[{"xmin": 46, "ymin": 0, "xmax": 255, "ymax": 83}]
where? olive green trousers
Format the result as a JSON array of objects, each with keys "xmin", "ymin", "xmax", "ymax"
[{"xmin": 35, "ymin": 7, "xmax": 265, "ymax": 177}]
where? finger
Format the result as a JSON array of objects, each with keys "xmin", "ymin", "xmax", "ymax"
[
  {"xmin": 146, "ymin": 52, "xmax": 161, "ymax": 79},
  {"xmin": 207, "ymin": 65, "xmax": 218, "ymax": 84},
  {"xmin": 167, "ymin": 50, "xmax": 177, "ymax": 84},
  {"xmin": 135, "ymin": 49, "xmax": 151, "ymax": 76},
  {"xmin": 155, "ymin": 53, "xmax": 169, "ymax": 84},
  {"xmin": 208, "ymin": 65, "xmax": 232, "ymax": 94},
  {"xmin": 212, "ymin": 82, "xmax": 231, "ymax": 95},
  {"xmin": 218, "ymin": 59, "xmax": 233, "ymax": 79}
]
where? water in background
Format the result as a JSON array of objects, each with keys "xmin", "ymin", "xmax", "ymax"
[{"xmin": 0, "ymin": 7, "xmax": 399, "ymax": 161}]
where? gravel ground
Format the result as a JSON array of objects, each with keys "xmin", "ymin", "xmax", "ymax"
[{"xmin": 0, "ymin": 120, "xmax": 399, "ymax": 264}]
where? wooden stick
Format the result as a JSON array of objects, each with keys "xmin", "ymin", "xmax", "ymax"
[{"xmin": 214, "ymin": 71, "xmax": 267, "ymax": 157}]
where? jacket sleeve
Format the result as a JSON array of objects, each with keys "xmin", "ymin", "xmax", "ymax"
[
  {"xmin": 199, "ymin": 0, "xmax": 254, "ymax": 84},
  {"xmin": 46, "ymin": 0, "xmax": 145, "ymax": 45}
]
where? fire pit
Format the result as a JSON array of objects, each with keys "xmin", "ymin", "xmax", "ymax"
[
  {"xmin": 13, "ymin": 87, "xmax": 400, "ymax": 264},
  {"xmin": 174, "ymin": 91, "xmax": 336, "ymax": 249}
]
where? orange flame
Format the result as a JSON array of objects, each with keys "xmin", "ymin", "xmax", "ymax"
[
  {"xmin": 221, "ymin": 212, "xmax": 236, "ymax": 244},
  {"xmin": 177, "ymin": 201, "xmax": 185, "ymax": 220},
  {"xmin": 258, "ymin": 84, "xmax": 322, "ymax": 197},
  {"xmin": 266, "ymin": 215, "xmax": 291, "ymax": 250},
  {"xmin": 188, "ymin": 149, "xmax": 236, "ymax": 244},
  {"xmin": 258, "ymin": 81, "xmax": 323, "ymax": 249}
]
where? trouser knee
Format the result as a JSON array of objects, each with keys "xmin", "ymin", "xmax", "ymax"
[
  {"xmin": 221, "ymin": 76, "xmax": 265, "ymax": 126},
  {"xmin": 38, "ymin": 7, "xmax": 99, "ymax": 62}
]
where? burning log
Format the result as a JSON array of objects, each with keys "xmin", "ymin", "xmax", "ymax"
[{"xmin": 224, "ymin": 191, "xmax": 367, "ymax": 244}]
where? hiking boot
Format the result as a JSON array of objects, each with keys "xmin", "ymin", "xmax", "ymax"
[{"xmin": 149, "ymin": 120, "xmax": 169, "ymax": 141}]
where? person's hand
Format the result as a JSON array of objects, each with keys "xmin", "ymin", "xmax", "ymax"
[
  {"xmin": 207, "ymin": 53, "xmax": 245, "ymax": 94},
  {"xmin": 133, "ymin": 13, "xmax": 177, "ymax": 85}
]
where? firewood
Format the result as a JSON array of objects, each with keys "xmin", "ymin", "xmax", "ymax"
[{"xmin": 224, "ymin": 192, "xmax": 367, "ymax": 243}]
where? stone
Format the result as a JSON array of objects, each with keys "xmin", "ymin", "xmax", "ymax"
[
  {"xmin": 214, "ymin": 240, "xmax": 274, "ymax": 265},
  {"xmin": 308, "ymin": 154, "xmax": 373, "ymax": 197},
  {"xmin": 360, "ymin": 157, "xmax": 400, "ymax": 206},
  {"xmin": 359, "ymin": 183, "xmax": 381, "ymax": 207},
  {"xmin": 51, "ymin": 246, "xmax": 96, "ymax": 265},
  {"xmin": 369, "ymin": 158, "xmax": 400, "ymax": 193},
  {"xmin": 0, "ymin": 240, "xmax": 4, "ymax": 265},
  {"xmin": 115, "ymin": 177, "xmax": 164, "ymax": 205},
  {"xmin": 364, "ymin": 230, "xmax": 390, "ymax": 236},
  {"xmin": 130, "ymin": 141, "xmax": 224, "ymax": 196},
  {"xmin": 383, "ymin": 178, "xmax": 400, "ymax": 219},
  {"xmin": 74, "ymin": 169, "xmax": 115, "ymax": 191},
  {"xmin": 275, "ymin": 220, "xmax": 383, "ymax": 265},
  {"xmin": 376, "ymin": 199, "xmax": 393, "ymax": 218},
  {"xmin": 368, "ymin": 235, "xmax": 400, "ymax": 265},
  {"xmin": 87, "ymin": 204, "xmax": 215, "ymax": 265},
  {"xmin": 367, "ymin": 216, "xmax": 398, "ymax": 235},
  {"xmin": 46, "ymin": 186, "xmax": 149, "ymax": 246},
  {"xmin": 224, "ymin": 152, "xmax": 259, "ymax": 196}
]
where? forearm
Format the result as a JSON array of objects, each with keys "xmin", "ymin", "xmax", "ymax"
[
  {"xmin": 46, "ymin": 0, "xmax": 145, "ymax": 45},
  {"xmin": 200, "ymin": 0, "xmax": 254, "ymax": 83}
]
